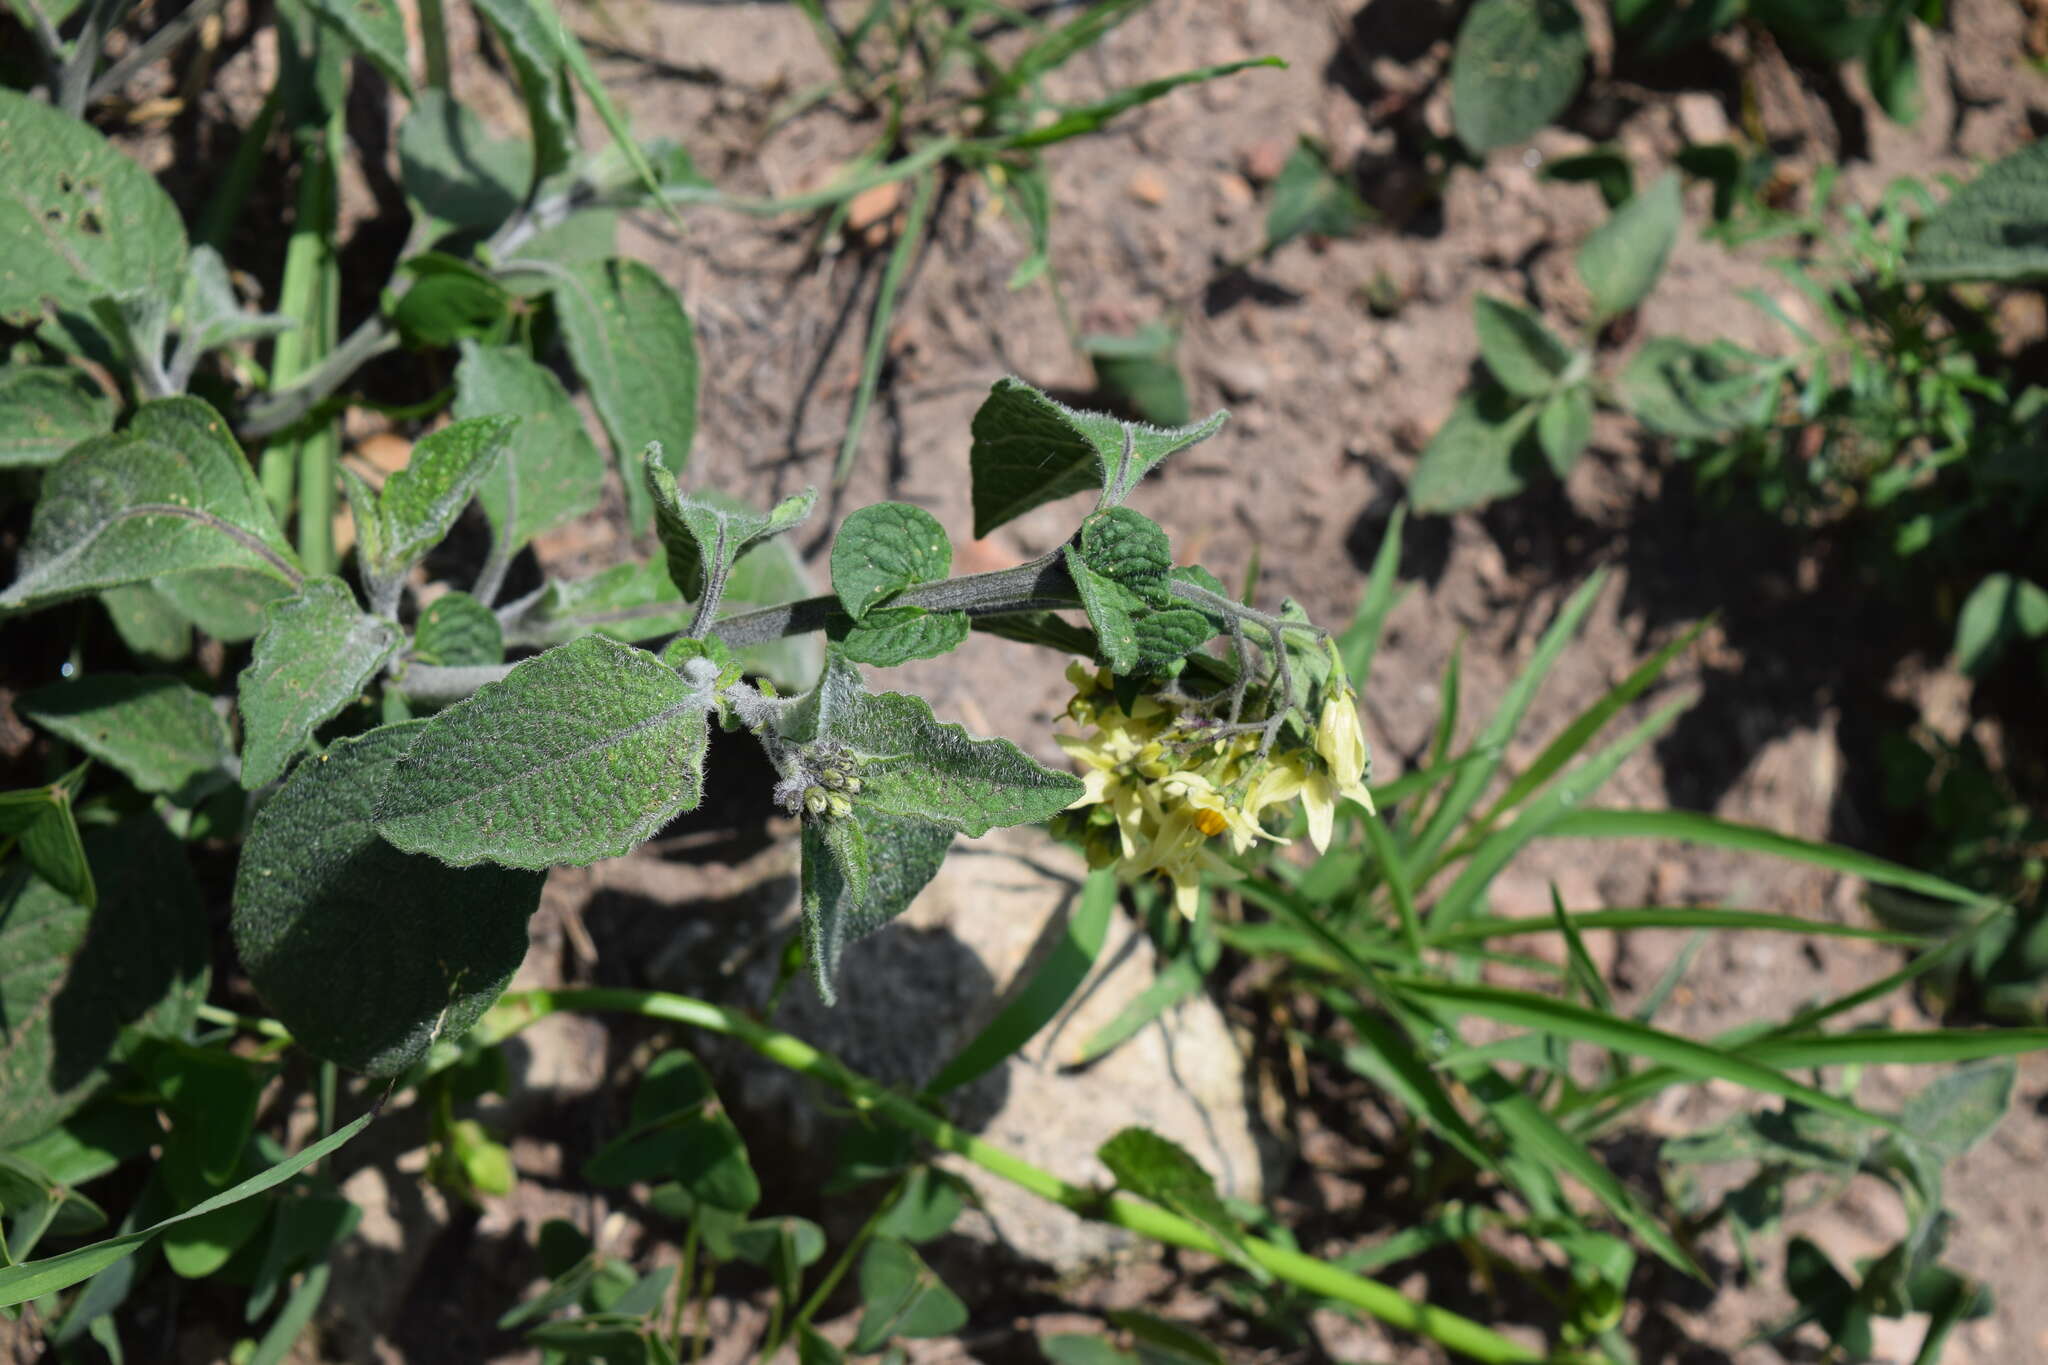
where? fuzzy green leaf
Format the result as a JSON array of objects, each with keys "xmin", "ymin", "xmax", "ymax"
[
  {"xmin": 1450, "ymin": 0, "xmax": 1587, "ymax": 154},
  {"xmin": 0, "ymin": 819, "xmax": 208, "ymax": 1147},
  {"xmin": 358, "ymin": 416, "xmax": 516, "ymax": 608},
  {"xmin": 1905, "ymin": 139, "xmax": 2048, "ymax": 283},
  {"xmin": 173, "ymin": 247, "xmax": 295, "ymax": 362},
  {"xmin": 1473, "ymin": 294, "xmax": 1573, "ymax": 398},
  {"xmin": 513, "ymin": 559, "xmax": 695, "ymax": 647},
  {"xmin": 1535, "ymin": 385, "xmax": 1594, "ymax": 474},
  {"xmin": 100, "ymin": 583, "xmax": 192, "ymax": 663},
  {"xmin": 414, "ymin": 591, "xmax": 504, "ymax": 667},
  {"xmin": 452, "ymin": 342, "xmax": 606, "ymax": 554},
  {"xmin": 644, "ymin": 446, "xmax": 815, "ymax": 602},
  {"xmin": 1098, "ymin": 1127, "xmax": 1253, "ymax": 1269},
  {"xmin": 1577, "ymin": 172, "xmax": 1681, "ymax": 321},
  {"xmin": 376, "ymin": 635, "xmax": 712, "ymax": 868},
  {"xmin": 0, "ymin": 90, "xmax": 188, "ymax": 321},
  {"xmin": 556, "ymin": 259, "xmax": 700, "ymax": 527},
  {"xmin": 1065, "ymin": 546, "xmax": 1146, "ymax": 673},
  {"xmin": 302, "ymin": 0, "xmax": 413, "ymax": 96},
  {"xmin": 852, "ymin": 1239, "xmax": 966, "ymax": 1352},
  {"xmin": 1618, "ymin": 336, "xmax": 1776, "ymax": 439},
  {"xmin": 0, "ymin": 398, "xmax": 298, "ymax": 612},
  {"xmin": 1131, "ymin": 608, "xmax": 1215, "ymax": 668},
  {"xmin": 1082, "ymin": 324, "xmax": 1191, "ymax": 426},
  {"xmin": 154, "ymin": 566, "xmax": 294, "ymax": 643},
  {"xmin": 582, "ymin": 1050, "xmax": 759, "ymax": 1212},
  {"xmin": 968, "ymin": 378, "xmax": 1226, "ymax": 537},
  {"xmin": 1079, "ymin": 507, "xmax": 1172, "ymax": 607},
  {"xmin": 1264, "ymin": 137, "xmax": 1372, "ymax": 250},
  {"xmin": 802, "ymin": 806, "xmax": 953, "ymax": 1004},
  {"xmin": 831, "ymin": 607, "xmax": 971, "ymax": 667},
  {"xmin": 1954, "ymin": 573, "xmax": 2048, "ymax": 678},
  {"xmin": 831, "ymin": 502, "xmax": 950, "ymax": 621},
  {"xmin": 0, "ymin": 366, "xmax": 115, "ymax": 469},
  {"xmin": 790, "ymin": 654, "xmax": 1083, "ymax": 837},
  {"xmin": 237, "ymin": 578, "xmax": 402, "ymax": 788},
  {"xmin": 0, "ymin": 768, "xmax": 92, "ymax": 908},
  {"xmin": 467, "ymin": 0, "xmax": 576, "ymax": 181},
  {"xmin": 387, "ymin": 255, "xmax": 512, "ymax": 350},
  {"xmin": 1063, "ymin": 549, "xmax": 1211, "ymax": 676},
  {"xmin": 397, "ymin": 91, "xmax": 529, "ymax": 234},
  {"xmin": 17, "ymin": 675, "xmax": 233, "ymax": 804},
  {"xmin": 1408, "ymin": 386, "xmax": 1541, "ymax": 514},
  {"xmin": 232, "ymin": 722, "xmax": 543, "ymax": 1075}
]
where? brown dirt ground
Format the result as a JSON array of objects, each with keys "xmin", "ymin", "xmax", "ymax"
[{"xmin": 6, "ymin": 0, "xmax": 2048, "ymax": 1362}]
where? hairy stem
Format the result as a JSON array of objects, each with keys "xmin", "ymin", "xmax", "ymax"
[{"xmin": 482, "ymin": 987, "xmax": 1564, "ymax": 1365}]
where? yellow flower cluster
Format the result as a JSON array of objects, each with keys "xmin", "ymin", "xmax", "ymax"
[{"xmin": 1053, "ymin": 663, "xmax": 1374, "ymax": 918}]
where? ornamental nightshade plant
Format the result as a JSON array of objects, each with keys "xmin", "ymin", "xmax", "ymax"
[{"xmin": 0, "ymin": 371, "xmax": 1357, "ymax": 1071}]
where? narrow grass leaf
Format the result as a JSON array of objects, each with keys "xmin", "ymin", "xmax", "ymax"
[
  {"xmin": 1470, "ymin": 619, "xmax": 1707, "ymax": 839},
  {"xmin": 927, "ymin": 869, "xmax": 1116, "ymax": 1096},
  {"xmin": 1337, "ymin": 503, "xmax": 1406, "ymax": 685},
  {"xmin": 1426, "ymin": 908, "xmax": 1925, "ymax": 948},
  {"xmin": 0, "ymin": 1114, "xmax": 371, "ymax": 1308},
  {"xmin": 1409, "ymin": 572, "xmax": 1605, "ymax": 869},
  {"xmin": 836, "ymin": 170, "xmax": 936, "ymax": 485},
  {"xmin": 1544, "ymin": 809, "xmax": 1996, "ymax": 908},
  {"xmin": 1391, "ymin": 977, "xmax": 1902, "ymax": 1136}
]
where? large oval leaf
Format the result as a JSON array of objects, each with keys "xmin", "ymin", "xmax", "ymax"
[
  {"xmin": 232, "ymin": 722, "xmax": 545, "ymax": 1075},
  {"xmin": 0, "ymin": 90, "xmax": 187, "ymax": 320},
  {"xmin": 0, "ymin": 819, "xmax": 208, "ymax": 1147},
  {"xmin": 376, "ymin": 635, "xmax": 712, "ymax": 868}
]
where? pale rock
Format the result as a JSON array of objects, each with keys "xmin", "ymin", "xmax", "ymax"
[
  {"xmin": 1673, "ymin": 92, "xmax": 1731, "ymax": 146},
  {"xmin": 1128, "ymin": 168, "xmax": 1170, "ymax": 206},
  {"xmin": 1205, "ymin": 357, "xmax": 1269, "ymax": 401}
]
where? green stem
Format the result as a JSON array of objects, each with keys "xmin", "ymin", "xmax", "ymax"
[
  {"xmin": 484, "ymin": 987, "xmax": 1560, "ymax": 1365},
  {"xmin": 197, "ymin": 79, "xmax": 284, "ymax": 249},
  {"xmin": 765, "ymin": 1169, "xmax": 905, "ymax": 1357},
  {"xmin": 417, "ymin": 0, "xmax": 450, "ymax": 89}
]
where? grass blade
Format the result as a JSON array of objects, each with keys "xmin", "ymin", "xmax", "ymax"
[
  {"xmin": 1316, "ymin": 996, "xmax": 1500, "ymax": 1177},
  {"xmin": 1070, "ymin": 952, "xmax": 1202, "ymax": 1067},
  {"xmin": 834, "ymin": 168, "xmax": 938, "ymax": 485},
  {"xmin": 925, "ymin": 868, "xmax": 1116, "ymax": 1096},
  {"xmin": 1388, "ymin": 977, "xmax": 1904, "ymax": 1137},
  {"xmin": 996, "ymin": 57, "xmax": 1285, "ymax": 149},
  {"xmin": 0, "ymin": 1115, "xmax": 372, "ymax": 1307},
  {"xmin": 1458, "ymin": 1067, "xmax": 1701, "ymax": 1277},
  {"xmin": 1543, "ymin": 808, "xmax": 1999, "ymax": 909},
  {"xmin": 1425, "ymin": 908, "xmax": 1928, "ymax": 948},
  {"xmin": 1360, "ymin": 810, "xmax": 1424, "ymax": 958},
  {"xmin": 1409, "ymin": 572, "xmax": 1607, "ymax": 870},
  {"xmin": 1431, "ymin": 696, "xmax": 1689, "ymax": 925},
  {"xmin": 1337, "ymin": 503, "xmax": 1407, "ymax": 686},
  {"xmin": 1467, "ymin": 619, "xmax": 1707, "ymax": 842}
]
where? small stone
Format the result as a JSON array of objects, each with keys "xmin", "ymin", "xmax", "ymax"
[
  {"xmin": 1673, "ymin": 93, "xmax": 1731, "ymax": 146},
  {"xmin": 1213, "ymin": 172, "xmax": 1254, "ymax": 209},
  {"xmin": 1242, "ymin": 136, "xmax": 1291, "ymax": 184},
  {"xmin": 1348, "ymin": 343, "xmax": 1392, "ymax": 390},
  {"xmin": 1128, "ymin": 168, "xmax": 1169, "ymax": 206},
  {"xmin": 1206, "ymin": 357, "xmax": 1269, "ymax": 401},
  {"xmin": 844, "ymin": 181, "xmax": 903, "ymax": 247},
  {"xmin": 354, "ymin": 431, "xmax": 412, "ymax": 478}
]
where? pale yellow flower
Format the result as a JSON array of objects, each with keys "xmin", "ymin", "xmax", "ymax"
[{"xmin": 1315, "ymin": 683, "xmax": 1376, "ymax": 816}]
